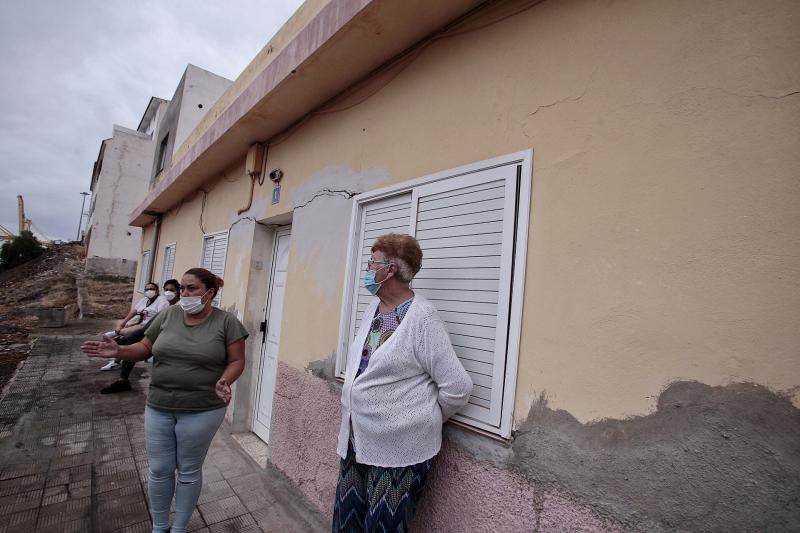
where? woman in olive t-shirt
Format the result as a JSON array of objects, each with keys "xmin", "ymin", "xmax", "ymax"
[{"xmin": 82, "ymin": 268, "xmax": 248, "ymax": 533}]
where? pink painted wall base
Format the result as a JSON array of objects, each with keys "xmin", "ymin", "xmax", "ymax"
[{"xmin": 270, "ymin": 363, "xmax": 621, "ymax": 531}]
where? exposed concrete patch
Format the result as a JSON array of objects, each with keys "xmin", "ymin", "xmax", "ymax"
[
  {"xmin": 305, "ymin": 353, "xmax": 342, "ymax": 396},
  {"xmin": 511, "ymin": 381, "xmax": 800, "ymax": 532},
  {"xmin": 289, "ymin": 193, "xmax": 355, "ymax": 308},
  {"xmin": 414, "ymin": 442, "xmax": 621, "ymax": 532}
]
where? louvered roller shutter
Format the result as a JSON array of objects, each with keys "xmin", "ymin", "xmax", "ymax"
[
  {"xmin": 411, "ymin": 166, "xmax": 519, "ymax": 428},
  {"xmin": 338, "ymin": 153, "xmax": 530, "ymax": 436},
  {"xmin": 349, "ymin": 193, "xmax": 413, "ymax": 340},
  {"xmin": 201, "ymin": 232, "xmax": 228, "ymax": 307},
  {"xmin": 161, "ymin": 244, "xmax": 176, "ymax": 284}
]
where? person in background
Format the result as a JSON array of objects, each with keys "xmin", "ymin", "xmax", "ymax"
[
  {"xmin": 82, "ymin": 268, "xmax": 248, "ymax": 533},
  {"xmin": 100, "ymin": 279, "xmax": 180, "ymax": 394},
  {"xmin": 332, "ymin": 233, "xmax": 473, "ymax": 532},
  {"xmin": 100, "ymin": 281, "xmax": 169, "ymax": 371}
]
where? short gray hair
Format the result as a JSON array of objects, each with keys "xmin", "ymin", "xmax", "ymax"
[{"xmin": 389, "ymin": 256, "xmax": 415, "ymax": 283}]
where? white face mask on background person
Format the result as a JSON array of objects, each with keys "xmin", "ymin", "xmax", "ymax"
[
  {"xmin": 144, "ymin": 289, "xmax": 157, "ymax": 299},
  {"xmin": 163, "ymin": 290, "xmax": 177, "ymax": 302},
  {"xmin": 179, "ymin": 290, "xmax": 211, "ymax": 314}
]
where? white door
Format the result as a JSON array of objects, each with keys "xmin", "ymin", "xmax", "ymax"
[{"xmin": 253, "ymin": 226, "xmax": 291, "ymax": 443}]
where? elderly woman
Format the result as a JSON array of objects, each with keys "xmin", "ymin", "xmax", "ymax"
[
  {"xmin": 333, "ymin": 233, "xmax": 473, "ymax": 532},
  {"xmin": 82, "ymin": 268, "xmax": 248, "ymax": 533}
]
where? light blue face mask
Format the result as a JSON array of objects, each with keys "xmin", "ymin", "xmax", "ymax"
[{"xmin": 363, "ymin": 264, "xmax": 390, "ymax": 295}]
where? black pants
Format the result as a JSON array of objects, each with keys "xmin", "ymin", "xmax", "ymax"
[{"xmin": 115, "ymin": 330, "xmax": 146, "ymax": 379}]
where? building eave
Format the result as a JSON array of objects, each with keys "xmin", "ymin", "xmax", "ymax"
[{"xmin": 129, "ymin": 0, "xmax": 484, "ymax": 227}]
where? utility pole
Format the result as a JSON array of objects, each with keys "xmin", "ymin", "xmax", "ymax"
[{"xmin": 76, "ymin": 192, "xmax": 90, "ymax": 241}]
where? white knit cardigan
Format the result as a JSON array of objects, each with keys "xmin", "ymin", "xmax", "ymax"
[{"xmin": 337, "ymin": 294, "xmax": 473, "ymax": 467}]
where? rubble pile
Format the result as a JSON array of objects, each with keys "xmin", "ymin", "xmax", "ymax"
[{"xmin": 0, "ymin": 243, "xmax": 132, "ymax": 392}]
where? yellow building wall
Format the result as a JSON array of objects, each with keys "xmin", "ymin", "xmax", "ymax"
[{"xmin": 151, "ymin": 0, "xmax": 800, "ymax": 426}]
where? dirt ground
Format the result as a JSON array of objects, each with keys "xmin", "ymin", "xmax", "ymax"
[
  {"xmin": 0, "ymin": 243, "xmax": 133, "ymax": 392},
  {"xmin": 84, "ymin": 277, "xmax": 139, "ymax": 319}
]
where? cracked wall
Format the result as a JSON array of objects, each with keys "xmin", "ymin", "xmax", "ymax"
[
  {"xmin": 271, "ymin": 362, "xmax": 626, "ymax": 531},
  {"xmin": 228, "ymin": 0, "xmax": 800, "ymax": 426},
  {"xmin": 134, "ymin": 0, "xmax": 800, "ymax": 529},
  {"xmin": 273, "ymin": 364, "xmax": 800, "ymax": 531}
]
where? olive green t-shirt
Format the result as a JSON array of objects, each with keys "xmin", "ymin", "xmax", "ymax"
[{"xmin": 144, "ymin": 305, "xmax": 249, "ymax": 411}]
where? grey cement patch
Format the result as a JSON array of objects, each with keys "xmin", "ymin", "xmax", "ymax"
[
  {"xmin": 506, "ymin": 380, "xmax": 800, "ymax": 532},
  {"xmin": 290, "ymin": 193, "xmax": 355, "ymax": 306},
  {"xmin": 444, "ymin": 424, "xmax": 515, "ymax": 467},
  {"xmin": 306, "ymin": 354, "xmax": 343, "ymax": 396}
]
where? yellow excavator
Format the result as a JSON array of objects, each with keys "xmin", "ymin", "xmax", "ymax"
[{"xmin": 2, "ymin": 195, "xmax": 53, "ymax": 244}]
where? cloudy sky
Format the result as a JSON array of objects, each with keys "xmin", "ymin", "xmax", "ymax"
[{"xmin": 0, "ymin": 0, "xmax": 303, "ymax": 241}]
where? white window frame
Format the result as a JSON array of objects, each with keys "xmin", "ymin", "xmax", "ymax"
[
  {"xmin": 335, "ymin": 150, "xmax": 532, "ymax": 439},
  {"xmin": 138, "ymin": 250, "xmax": 151, "ymax": 292},
  {"xmin": 200, "ymin": 230, "xmax": 229, "ymax": 307},
  {"xmin": 161, "ymin": 242, "xmax": 177, "ymax": 285}
]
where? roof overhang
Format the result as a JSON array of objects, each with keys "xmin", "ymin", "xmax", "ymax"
[{"xmin": 129, "ymin": 0, "xmax": 485, "ymax": 226}]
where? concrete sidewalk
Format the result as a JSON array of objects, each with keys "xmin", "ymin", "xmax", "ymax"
[{"xmin": 0, "ymin": 334, "xmax": 328, "ymax": 533}]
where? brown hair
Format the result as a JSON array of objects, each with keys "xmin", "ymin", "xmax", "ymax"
[
  {"xmin": 371, "ymin": 233, "xmax": 423, "ymax": 282},
  {"xmin": 184, "ymin": 268, "xmax": 224, "ymax": 297}
]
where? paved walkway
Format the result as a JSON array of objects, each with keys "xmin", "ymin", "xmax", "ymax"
[{"xmin": 0, "ymin": 334, "xmax": 328, "ymax": 533}]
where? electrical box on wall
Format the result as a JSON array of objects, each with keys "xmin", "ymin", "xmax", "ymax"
[{"xmin": 245, "ymin": 143, "xmax": 265, "ymax": 176}]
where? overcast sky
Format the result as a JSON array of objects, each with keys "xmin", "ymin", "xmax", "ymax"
[{"xmin": 0, "ymin": 0, "xmax": 303, "ymax": 241}]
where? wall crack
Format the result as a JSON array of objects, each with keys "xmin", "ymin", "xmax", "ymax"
[
  {"xmin": 528, "ymin": 69, "xmax": 597, "ymax": 118},
  {"xmin": 293, "ymin": 188, "xmax": 358, "ymax": 209}
]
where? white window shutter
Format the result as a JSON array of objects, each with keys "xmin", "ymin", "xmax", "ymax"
[
  {"xmin": 138, "ymin": 251, "xmax": 151, "ymax": 292},
  {"xmin": 202, "ymin": 232, "xmax": 228, "ymax": 307},
  {"xmin": 411, "ymin": 166, "xmax": 519, "ymax": 428},
  {"xmin": 349, "ymin": 193, "xmax": 413, "ymax": 340},
  {"xmin": 337, "ymin": 152, "xmax": 530, "ymax": 437},
  {"xmin": 161, "ymin": 244, "xmax": 176, "ymax": 284}
]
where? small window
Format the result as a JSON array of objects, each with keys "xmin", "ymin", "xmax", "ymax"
[
  {"xmin": 201, "ymin": 231, "xmax": 228, "ymax": 307},
  {"xmin": 138, "ymin": 251, "xmax": 151, "ymax": 292},
  {"xmin": 156, "ymin": 134, "xmax": 169, "ymax": 173},
  {"xmin": 337, "ymin": 151, "xmax": 531, "ymax": 438},
  {"xmin": 161, "ymin": 243, "xmax": 176, "ymax": 284}
]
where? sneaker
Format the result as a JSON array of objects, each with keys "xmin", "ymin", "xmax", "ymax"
[
  {"xmin": 100, "ymin": 380, "xmax": 132, "ymax": 394},
  {"xmin": 99, "ymin": 360, "xmax": 120, "ymax": 371}
]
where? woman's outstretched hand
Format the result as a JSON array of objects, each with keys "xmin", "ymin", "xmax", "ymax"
[
  {"xmin": 81, "ymin": 335, "xmax": 120, "ymax": 360},
  {"xmin": 215, "ymin": 378, "xmax": 232, "ymax": 403}
]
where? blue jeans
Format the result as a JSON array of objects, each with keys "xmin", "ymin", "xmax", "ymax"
[{"xmin": 144, "ymin": 405, "xmax": 226, "ymax": 533}]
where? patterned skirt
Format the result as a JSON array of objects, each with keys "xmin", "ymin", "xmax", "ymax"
[{"xmin": 332, "ymin": 442, "xmax": 434, "ymax": 533}]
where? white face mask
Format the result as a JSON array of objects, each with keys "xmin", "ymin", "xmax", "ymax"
[
  {"xmin": 179, "ymin": 290, "xmax": 210, "ymax": 314},
  {"xmin": 144, "ymin": 289, "xmax": 157, "ymax": 299},
  {"xmin": 163, "ymin": 290, "xmax": 177, "ymax": 302}
]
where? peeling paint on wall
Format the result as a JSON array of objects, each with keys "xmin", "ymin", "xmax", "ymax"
[
  {"xmin": 506, "ymin": 381, "xmax": 800, "ymax": 531},
  {"xmin": 272, "ymin": 365, "xmax": 800, "ymax": 531},
  {"xmin": 271, "ymin": 363, "xmax": 626, "ymax": 531}
]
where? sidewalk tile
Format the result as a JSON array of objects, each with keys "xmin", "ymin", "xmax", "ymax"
[{"xmin": 0, "ymin": 334, "xmax": 328, "ymax": 532}]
